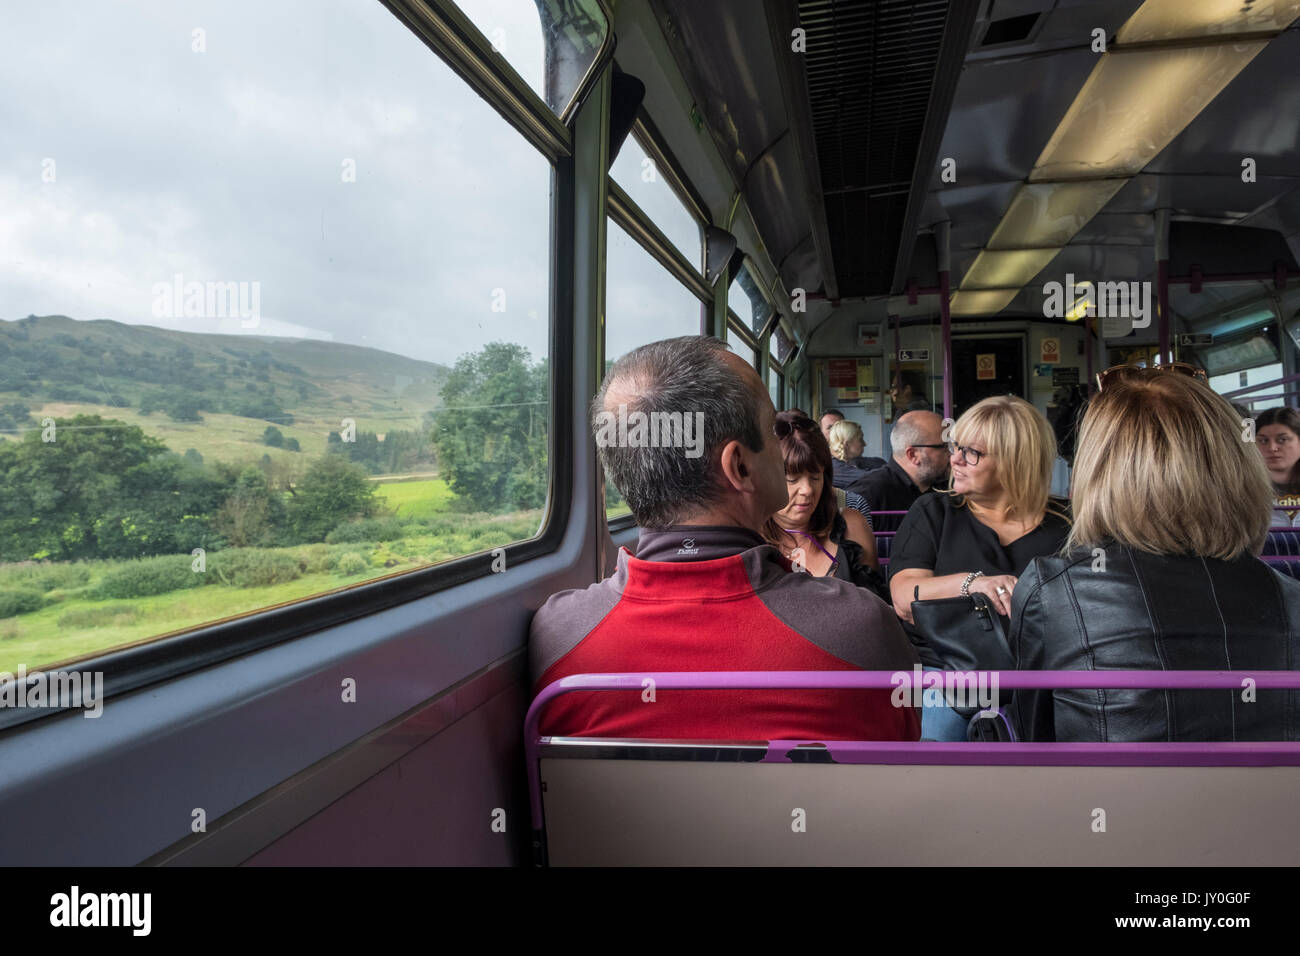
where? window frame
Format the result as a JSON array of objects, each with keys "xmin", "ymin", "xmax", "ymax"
[
  {"xmin": 602, "ymin": 115, "xmax": 708, "ymax": 533},
  {"xmin": 0, "ymin": 0, "xmax": 611, "ymax": 732}
]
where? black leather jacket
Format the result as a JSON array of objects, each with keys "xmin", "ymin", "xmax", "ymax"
[{"xmin": 1008, "ymin": 543, "xmax": 1300, "ymax": 742}]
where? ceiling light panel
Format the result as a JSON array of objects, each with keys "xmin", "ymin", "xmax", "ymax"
[
  {"xmin": 961, "ymin": 248, "xmax": 1063, "ymax": 289},
  {"xmin": 1029, "ymin": 41, "xmax": 1268, "ymax": 182},
  {"xmin": 986, "ymin": 180, "xmax": 1129, "ymax": 249},
  {"xmin": 950, "ymin": 289, "xmax": 1021, "ymax": 316},
  {"xmin": 1116, "ymin": 0, "xmax": 1300, "ymax": 43}
]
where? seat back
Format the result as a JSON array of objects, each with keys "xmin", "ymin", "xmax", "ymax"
[{"xmin": 527, "ymin": 670, "xmax": 1300, "ymax": 866}]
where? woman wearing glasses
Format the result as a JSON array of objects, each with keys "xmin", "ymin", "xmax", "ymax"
[
  {"xmin": 764, "ymin": 411, "xmax": 884, "ymax": 595},
  {"xmin": 888, "ymin": 395, "xmax": 1069, "ymax": 739},
  {"xmin": 1009, "ymin": 367, "xmax": 1299, "ymax": 742}
]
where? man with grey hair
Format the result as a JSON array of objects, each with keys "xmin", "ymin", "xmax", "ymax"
[
  {"xmin": 530, "ymin": 335, "xmax": 919, "ymax": 742},
  {"xmin": 847, "ymin": 410, "xmax": 949, "ymax": 517}
]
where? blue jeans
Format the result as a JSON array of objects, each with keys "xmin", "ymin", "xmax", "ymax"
[{"xmin": 919, "ymin": 667, "xmax": 971, "ymax": 741}]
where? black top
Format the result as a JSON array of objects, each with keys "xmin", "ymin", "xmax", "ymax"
[
  {"xmin": 827, "ymin": 512, "xmax": 891, "ymax": 603},
  {"xmin": 830, "ymin": 457, "xmax": 871, "ymax": 490},
  {"xmin": 888, "ymin": 493, "xmax": 1071, "ymax": 665},
  {"xmin": 846, "ymin": 458, "xmax": 925, "ymax": 515},
  {"xmin": 1010, "ymin": 544, "xmax": 1300, "ymax": 742}
]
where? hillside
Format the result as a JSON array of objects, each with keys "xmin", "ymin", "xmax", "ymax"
[{"xmin": 0, "ymin": 315, "xmax": 451, "ymax": 466}]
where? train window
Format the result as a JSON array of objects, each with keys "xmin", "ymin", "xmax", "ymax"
[
  {"xmin": 603, "ymin": 218, "xmax": 704, "ymax": 520},
  {"xmin": 774, "ymin": 320, "xmax": 795, "ymax": 363},
  {"xmin": 454, "ymin": 0, "xmax": 609, "ymax": 118},
  {"xmin": 0, "ymin": 0, "xmax": 553, "ymax": 674},
  {"xmin": 729, "ymin": 261, "xmax": 774, "ymax": 336},
  {"xmin": 767, "ymin": 366, "xmax": 783, "ymax": 409},
  {"xmin": 609, "ymin": 133, "xmax": 701, "ymax": 268},
  {"xmin": 726, "ymin": 325, "xmax": 759, "ymax": 370}
]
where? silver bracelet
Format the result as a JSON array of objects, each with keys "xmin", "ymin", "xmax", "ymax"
[{"xmin": 959, "ymin": 571, "xmax": 984, "ymax": 596}]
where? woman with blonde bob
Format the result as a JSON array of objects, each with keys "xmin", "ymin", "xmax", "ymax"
[
  {"xmin": 1008, "ymin": 368, "xmax": 1300, "ymax": 743},
  {"xmin": 888, "ymin": 394, "xmax": 1070, "ymax": 740}
]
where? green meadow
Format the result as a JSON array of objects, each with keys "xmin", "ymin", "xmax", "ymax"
[{"xmin": 0, "ymin": 478, "xmax": 541, "ymax": 675}]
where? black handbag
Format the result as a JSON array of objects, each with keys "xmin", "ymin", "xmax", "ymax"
[{"xmin": 908, "ymin": 592, "xmax": 1014, "ymax": 718}]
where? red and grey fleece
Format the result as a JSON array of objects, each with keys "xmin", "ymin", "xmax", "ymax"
[{"xmin": 529, "ymin": 525, "xmax": 921, "ymax": 741}]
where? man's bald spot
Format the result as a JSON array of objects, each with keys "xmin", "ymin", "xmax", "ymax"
[
  {"xmin": 898, "ymin": 409, "xmax": 942, "ymax": 435},
  {"xmin": 602, "ymin": 345, "xmax": 759, "ymax": 414}
]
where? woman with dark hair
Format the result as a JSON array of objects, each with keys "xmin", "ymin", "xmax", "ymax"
[
  {"xmin": 1255, "ymin": 407, "xmax": 1300, "ymax": 494},
  {"xmin": 763, "ymin": 412, "xmax": 882, "ymax": 589},
  {"xmin": 1255, "ymin": 407, "xmax": 1300, "ymax": 524}
]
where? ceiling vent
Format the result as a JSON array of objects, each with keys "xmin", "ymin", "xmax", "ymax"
[{"xmin": 980, "ymin": 12, "xmax": 1040, "ymax": 45}]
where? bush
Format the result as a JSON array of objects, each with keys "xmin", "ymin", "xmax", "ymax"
[
  {"xmin": 325, "ymin": 517, "xmax": 407, "ymax": 544},
  {"xmin": 0, "ymin": 562, "xmax": 91, "ymax": 593},
  {"xmin": 298, "ymin": 544, "xmax": 334, "ymax": 575},
  {"xmin": 0, "ymin": 588, "xmax": 43, "ymax": 618},
  {"xmin": 208, "ymin": 549, "xmax": 303, "ymax": 588},
  {"xmin": 334, "ymin": 552, "xmax": 369, "ymax": 576},
  {"xmin": 97, "ymin": 555, "xmax": 201, "ymax": 599},
  {"xmin": 58, "ymin": 604, "xmax": 141, "ymax": 628}
]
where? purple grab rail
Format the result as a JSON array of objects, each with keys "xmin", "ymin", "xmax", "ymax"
[{"xmin": 526, "ymin": 669, "xmax": 1300, "ymax": 840}]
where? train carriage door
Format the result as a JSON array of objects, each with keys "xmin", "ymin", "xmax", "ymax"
[{"xmin": 951, "ymin": 334, "xmax": 1026, "ymax": 419}]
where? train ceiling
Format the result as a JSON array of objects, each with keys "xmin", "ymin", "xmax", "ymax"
[{"xmin": 645, "ymin": 0, "xmax": 1300, "ymax": 332}]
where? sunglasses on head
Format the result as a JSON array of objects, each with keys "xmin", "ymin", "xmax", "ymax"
[
  {"xmin": 773, "ymin": 416, "xmax": 818, "ymax": 440},
  {"xmin": 1096, "ymin": 361, "xmax": 1208, "ymax": 391}
]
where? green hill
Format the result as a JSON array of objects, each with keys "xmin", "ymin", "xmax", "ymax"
[{"xmin": 0, "ymin": 315, "xmax": 450, "ymax": 468}]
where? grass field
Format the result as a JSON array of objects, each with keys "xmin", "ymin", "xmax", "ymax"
[
  {"xmin": 0, "ymin": 507, "xmax": 543, "ymax": 675},
  {"xmin": 373, "ymin": 477, "xmax": 456, "ymax": 521},
  {"xmin": 17, "ymin": 400, "xmax": 430, "ymax": 469}
]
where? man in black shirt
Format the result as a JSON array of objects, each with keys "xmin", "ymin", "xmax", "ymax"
[{"xmin": 847, "ymin": 410, "xmax": 950, "ymax": 518}]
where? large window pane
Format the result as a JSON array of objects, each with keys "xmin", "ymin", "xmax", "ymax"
[
  {"xmin": 0, "ymin": 0, "xmax": 552, "ymax": 673},
  {"xmin": 604, "ymin": 218, "xmax": 703, "ymax": 519},
  {"xmin": 606, "ymin": 220, "xmax": 702, "ymax": 361},
  {"xmin": 609, "ymin": 134, "xmax": 700, "ymax": 266},
  {"xmin": 455, "ymin": 0, "xmax": 609, "ymax": 117}
]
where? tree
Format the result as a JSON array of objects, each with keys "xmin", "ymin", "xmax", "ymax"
[
  {"xmin": 287, "ymin": 455, "xmax": 379, "ymax": 542},
  {"xmin": 284, "ymin": 437, "xmax": 300, "ymax": 452},
  {"xmin": 212, "ymin": 466, "xmax": 284, "ymax": 547},
  {"xmin": 430, "ymin": 342, "xmax": 547, "ymax": 512},
  {"xmin": 0, "ymin": 415, "xmax": 224, "ymax": 561},
  {"xmin": 262, "ymin": 426, "xmax": 285, "ymax": 448}
]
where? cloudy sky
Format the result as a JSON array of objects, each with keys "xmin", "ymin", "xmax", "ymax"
[{"xmin": 0, "ymin": 0, "xmax": 707, "ymax": 369}]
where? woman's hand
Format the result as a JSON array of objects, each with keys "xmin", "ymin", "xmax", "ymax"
[{"xmin": 968, "ymin": 573, "xmax": 1018, "ymax": 617}]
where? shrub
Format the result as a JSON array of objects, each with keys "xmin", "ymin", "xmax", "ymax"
[
  {"xmin": 208, "ymin": 549, "xmax": 303, "ymax": 588},
  {"xmin": 0, "ymin": 588, "xmax": 43, "ymax": 618},
  {"xmin": 334, "ymin": 552, "xmax": 369, "ymax": 576},
  {"xmin": 58, "ymin": 604, "xmax": 141, "ymax": 628},
  {"xmin": 97, "ymin": 556, "xmax": 200, "ymax": 599},
  {"xmin": 298, "ymin": 544, "xmax": 334, "ymax": 575},
  {"xmin": 0, "ymin": 562, "xmax": 92, "ymax": 593},
  {"xmin": 325, "ymin": 517, "xmax": 407, "ymax": 544}
]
